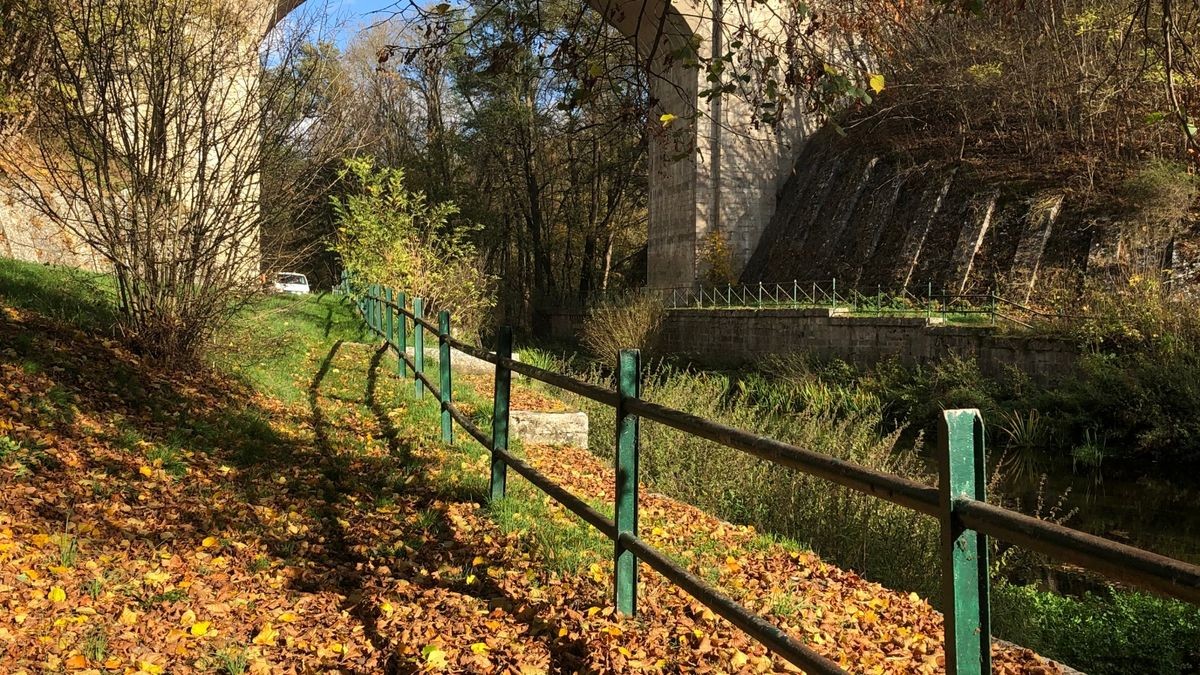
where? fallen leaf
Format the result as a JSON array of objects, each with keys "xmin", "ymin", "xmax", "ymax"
[{"xmin": 252, "ymin": 622, "xmax": 278, "ymax": 646}]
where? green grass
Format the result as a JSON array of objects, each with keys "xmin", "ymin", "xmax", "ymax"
[
  {"xmin": 0, "ymin": 257, "xmax": 118, "ymax": 328},
  {"xmin": 212, "ymin": 292, "xmax": 372, "ymax": 402}
]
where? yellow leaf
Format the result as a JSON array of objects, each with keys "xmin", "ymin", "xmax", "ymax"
[
  {"xmin": 138, "ymin": 466, "xmax": 153, "ymax": 477},
  {"xmin": 278, "ymin": 611, "xmax": 299, "ymax": 623},
  {"xmin": 190, "ymin": 621, "xmax": 211, "ymax": 637},
  {"xmin": 252, "ymin": 623, "xmax": 278, "ymax": 646},
  {"xmin": 201, "ymin": 536, "xmax": 219, "ymax": 548},
  {"xmin": 470, "ymin": 642, "xmax": 489, "ymax": 654},
  {"xmin": 465, "ymin": 574, "xmax": 476, "ymax": 585},
  {"xmin": 143, "ymin": 570, "xmax": 170, "ymax": 586},
  {"xmin": 603, "ymin": 625, "xmax": 623, "ymax": 637},
  {"xmin": 328, "ymin": 642, "xmax": 345, "ymax": 654},
  {"xmin": 49, "ymin": 586, "xmax": 66, "ymax": 602},
  {"xmin": 869, "ymin": 73, "xmax": 886, "ymax": 94},
  {"xmin": 659, "ymin": 113, "xmax": 678, "ymax": 127},
  {"xmin": 119, "ymin": 607, "xmax": 139, "ymax": 625},
  {"xmin": 137, "ymin": 660, "xmax": 165, "ymax": 675},
  {"xmin": 425, "ymin": 648, "xmax": 448, "ymax": 668},
  {"xmin": 471, "ymin": 556, "xmax": 486, "ymax": 566}
]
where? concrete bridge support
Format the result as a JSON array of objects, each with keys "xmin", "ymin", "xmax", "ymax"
[{"xmin": 588, "ymin": 0, "xmax": 813, "ymax": 290}]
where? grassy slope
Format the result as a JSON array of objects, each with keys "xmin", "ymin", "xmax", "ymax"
[{"xmin": 0, "ymin": 257, "xmax": 1060, "ymax": 673}]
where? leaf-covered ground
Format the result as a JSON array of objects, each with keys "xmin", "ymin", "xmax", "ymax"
[{"xmin": 0, "ymin": 293, "xmax": 1063, "ymax": 674}]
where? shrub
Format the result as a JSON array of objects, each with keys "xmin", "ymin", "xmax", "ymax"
[
  {"xmin": 330, "ymin": 157, "xmax": 496, "ymax": 341},
  {"xmin": 697, "ymin": 230, "xmax": 736, "ymax": 285},
  {"xmin": 580, "ymin": 293, "xmax": 666, "ymax": 366}
]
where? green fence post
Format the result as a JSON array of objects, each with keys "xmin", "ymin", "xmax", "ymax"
[
  {"xmin": 939, "ymin": 409, "xmax": 991, "ymax": 675},
  {"xmin": 438, "ymin": 310, "xmax": 453, "ymax": 444},
  {"xmin": 490, "ymin": 326, "xmax": 512, "ymax": 502},
  {"xmin": 396, "ymin": 292, "xmax": 408, "ymax": 377},
  {"xmin": 371, "ymin": 285, "xmax": 380, "ymax": 334},
  {"xmin": 614, "ymin": 349, "xmax": 641, "ymax": 616},
  {"xmin": 413, "ymin": 298, "xmax": 425, "ymax": 399},
  {"xmin": 364, "ymin": 285, "xmax": 373, "ymax": 329},
  {"xmin": 385, "ymin": 288, "xmax": 395, "ymax": 352}
]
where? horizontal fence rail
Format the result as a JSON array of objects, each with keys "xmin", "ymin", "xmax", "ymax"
[{"xmin": 342, "ymin": 276, "xmax": 1200, "ymax": 674}]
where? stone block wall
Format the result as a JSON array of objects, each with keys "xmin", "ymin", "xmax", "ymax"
[
  {"xmin": 657, "ymin": 308, "xmax": 1077, "ymax": 381},
  {"xmin": 0, "ymin": 184, "xmax": 103, "ymax": 271}
]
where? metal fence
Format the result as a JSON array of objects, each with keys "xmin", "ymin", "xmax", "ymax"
[
  {"xmin": 650, "ymin": 280, "xmax": 1080, "ymax": 330},
  {"xmin": 346, "ymin": 277, "xmax": 1200, "ymax": 675}
]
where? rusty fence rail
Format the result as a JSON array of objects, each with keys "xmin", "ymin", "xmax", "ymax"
[{"xmin": 344, "ymin": 278, "xmax": 1200, "ymax": 675}]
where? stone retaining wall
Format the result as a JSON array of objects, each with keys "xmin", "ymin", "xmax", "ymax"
[
  {"xmin": 658, "ymin": 308, "xmax": 1077, "ymax": 381},
  {"xmin": 544, "ymin": 308, "xmax": 1078, "ymax": 382}
]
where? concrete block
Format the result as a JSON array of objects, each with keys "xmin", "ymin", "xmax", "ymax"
[{"xmin": 511, "ymin": 410, "xmax": 589, "ymax": 450}]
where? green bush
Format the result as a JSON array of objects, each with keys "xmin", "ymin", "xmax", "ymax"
[
  {"xmin": 993, "ymin": 583, "xmax": 1200, "ymax": 674},
  {"xmin": 330, "ymin": 157, "xmax": 496, "ymax": 341}
]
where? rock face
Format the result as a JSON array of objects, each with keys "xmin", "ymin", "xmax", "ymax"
[
  {"xmin": 510, "ymin": 411, "xmax": 589, "ymax": 450},
  {"xmin": 740, "ymin": 130, "xmax": 1194, "ymax": 299}
]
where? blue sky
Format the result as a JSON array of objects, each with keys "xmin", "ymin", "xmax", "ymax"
[{"xmin": 305, "ymin": 0, "xmax": 413, "ymax": 47}]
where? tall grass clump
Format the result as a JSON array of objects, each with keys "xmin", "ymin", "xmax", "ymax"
[{"xmin": 580, "ymin": 293, "xmax": 666, "ymax": 365}]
